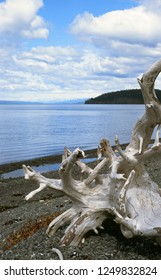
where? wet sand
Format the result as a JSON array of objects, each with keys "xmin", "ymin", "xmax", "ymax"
[{"xmin": 0, "ymin": 147, "xmax": 161, "ymax": 260}]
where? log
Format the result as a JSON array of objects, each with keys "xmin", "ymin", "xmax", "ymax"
[{"xmin": 23, "ymin": 58, "xmax": 161, "ymax": 246}]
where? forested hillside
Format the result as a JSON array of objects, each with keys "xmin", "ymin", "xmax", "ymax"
[{"xmin": 85, "ymin": 89, "xmax": 161, "ymax": 104}]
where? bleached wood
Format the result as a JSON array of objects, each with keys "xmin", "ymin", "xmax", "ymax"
[{"xmin": 23, "ymin": 58, "xmax": 161, "ymax": 246}]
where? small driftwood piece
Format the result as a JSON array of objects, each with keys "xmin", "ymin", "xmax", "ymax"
[{"xmin": 23, "ymin": 58, "xmax": 161, "ymax": 246}]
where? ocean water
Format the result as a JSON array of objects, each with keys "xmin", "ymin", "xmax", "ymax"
[{"xmin": 0, "ymin": 104, "xmax": 145, "ymax": 165}]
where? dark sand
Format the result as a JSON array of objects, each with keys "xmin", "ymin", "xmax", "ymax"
[{"xmin": 0, "ymin": 148, "xmax": 161, "ymax": 260}]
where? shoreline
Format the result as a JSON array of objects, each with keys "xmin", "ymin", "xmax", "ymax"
[
  {"xmin": 0, "ymin": 148, "xmax": 97, "ymax": 175},
  {"xmin": 0, "ymin": 144, "xmax": 129, "ymax": 176}
]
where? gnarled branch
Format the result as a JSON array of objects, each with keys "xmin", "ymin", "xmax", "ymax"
[{"xmin": 23, "ymin": 58, "xmax": 161, "ymax": 246}]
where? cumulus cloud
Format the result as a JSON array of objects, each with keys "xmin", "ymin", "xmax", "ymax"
[
  {"xmin": 70, "ymin": 1, "xmax": 161, "ymax": 46},
  {"xmin": 136, "ymin": 0, "xmax": 161, "ymax": 12},
  {"xmin": 0, "ymin": 0, "xmax": 49, "ymax": 39},
  {"xmin": 1, "ymin": 41, "xmax": 159, "ymax": 102},
  {"xmin": 0, "ymin": 44, "xmax": 147, "ymax": 102},
  {"xmin": 67, "ymin": 0, "xmax": 161, "ymax": 95},
  {"xmin": 1, "ymin": 0, "xmax": 161, "ymax": 102}
]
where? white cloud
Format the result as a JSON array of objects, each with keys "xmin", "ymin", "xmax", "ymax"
[
  {"xmin": 15, "ymin": 46, "xmax": 78, "ymax": 63},
  {"xmin": 0, "ymin": 44, "xmax": 146, "ymax": 102},
  {"xmin": 0, "ymin": 0, "xmax": 49, "ymax": 39},
  {"xmin": 70, "ymin": 2, "xmax": 161, "ymax": 46},
  {"xmin": 66, "ymin": 0, "xmax": 161, "ymax": 99},
  {"xmin": 1, "ymin": 0, "xmax": 161, "ymax": 102},
  {"xmin": 135, "ymin": 0, "xmax": 161, "ymax": 12},
  {"xmin": 1, "ymin": 39, "xmax": 161, "ymax": 102}
]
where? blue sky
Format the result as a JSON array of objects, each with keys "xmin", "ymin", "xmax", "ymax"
[{"xmin": 0, "ymin": 0, "xmax": 161, "ymax": 102}]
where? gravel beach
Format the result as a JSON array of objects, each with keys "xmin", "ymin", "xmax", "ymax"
[{"xmin": 1, "ymin": 148, "xmax": 161, "ymax": 260}]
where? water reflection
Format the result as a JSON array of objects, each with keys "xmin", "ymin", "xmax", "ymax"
[{"xmin": 1, "ymin": 157, "xmax": 97, "ymax": 179}]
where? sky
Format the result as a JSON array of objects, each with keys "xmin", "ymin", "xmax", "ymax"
[{"xmin": 1, "ymin": 0, "xmax": 161, "ymax": 102}]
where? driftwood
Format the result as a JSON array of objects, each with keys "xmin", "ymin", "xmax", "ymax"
[{"xmin": 23, "ymin": 58, "xmax": 161, "ymax": 246}]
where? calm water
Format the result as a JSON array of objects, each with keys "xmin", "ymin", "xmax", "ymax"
[{"xmin": 0, "ymin": 104, "xmax": 145, "ymax": 165}]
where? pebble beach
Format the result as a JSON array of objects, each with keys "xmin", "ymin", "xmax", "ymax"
[{"xmin": 1, "ymin": 148, "xmax": 161, "ymax": 260}]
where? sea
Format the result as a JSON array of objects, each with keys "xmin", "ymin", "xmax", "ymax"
[{"xmin": 0, "ymin": 104, "xmax": 146, "ymax": 166}]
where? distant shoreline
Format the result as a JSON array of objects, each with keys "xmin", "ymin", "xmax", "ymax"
[{"xmin": 0, "ymin": 99, "xmax": 86, "ymax": 105}]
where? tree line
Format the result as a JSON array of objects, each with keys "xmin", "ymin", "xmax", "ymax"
[{"xmin": 85, "ymin": 89, "xmax": 161, "ymax": 104}]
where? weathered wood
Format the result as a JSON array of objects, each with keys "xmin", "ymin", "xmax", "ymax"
[{"xmin": 23, "ymin": 58, "xmax": 161, "ymax": 246}]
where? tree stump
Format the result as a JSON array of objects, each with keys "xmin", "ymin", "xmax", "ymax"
[{"xmin": 23, "ymin": 58, "xmax": 161, "ymax": 246}]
